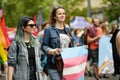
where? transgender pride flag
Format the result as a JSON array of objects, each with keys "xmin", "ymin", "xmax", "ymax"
[{"xmin": 61, "ymin": 46, "xmax": 88, "ymax": 80}]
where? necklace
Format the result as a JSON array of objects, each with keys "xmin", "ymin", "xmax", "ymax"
[
  {"xmin": 27, "ymin": 45, "xmax": 31, "ymax": 48},
  {"xmin": 25, "ymin": 42, "xmax": 31, "ymax": 48}
]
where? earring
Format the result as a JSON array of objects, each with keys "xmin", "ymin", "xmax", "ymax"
[{"xmin": 23, "ymin": 29, "xmax": 26, "ymax": 32}]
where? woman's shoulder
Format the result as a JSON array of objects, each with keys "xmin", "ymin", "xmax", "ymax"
[
  {"xmin": 64, "ymin": 27, "xmax": 71, "ymax": 33},
  {"xmin": 31, "ymin": 35, "xmax": 39, "ymax": 43},
  {"xmin": 44, "ymin": 26, "xmax": 58, "ymax": 33},
  {"xmin": 10, "ymin": 41, "xmax": 17, "ymax": 46},
  {"xmin": 44, "ymin": 26, "xmax": 53, "ymax": 31},
  {"xmin": 7, "ymin": 40, "xmax": 18, "ymax": 51}
]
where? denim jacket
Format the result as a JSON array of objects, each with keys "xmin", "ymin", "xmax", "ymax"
[
  {"xmin": 8, "ymin": 38, "xmax": 43, "ymax": 80},
  {"xmin": 41, "ymin": 26, "xmax": 74, "ymax": 64}
]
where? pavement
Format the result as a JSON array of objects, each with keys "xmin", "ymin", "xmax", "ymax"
[
  {"xmin": 0, "ymin": 72, "xmax": 119, "ymax": 80},
  {"xmin": 0, "ymin": 71, "xmax": 5, "ymax": 80},
  {"xmin": 85, "ymin": 74, "xmax": 120, "ymax": 80}
]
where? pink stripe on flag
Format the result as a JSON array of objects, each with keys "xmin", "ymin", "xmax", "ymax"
[
  {"xmin": 63, "ymin": 55, "xmax": 87, "ymax": 68},
  {"xmin": 63, "ymin": 70, "xmax": 85, "ymax": 80}
]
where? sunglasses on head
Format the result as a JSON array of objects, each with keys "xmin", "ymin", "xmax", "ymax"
[{"xmin": 27, "ymin": 24, "xmax": 36, "ymax": 28}]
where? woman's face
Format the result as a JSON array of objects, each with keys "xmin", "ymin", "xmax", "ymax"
[
  {"xmin": 55, "ymin": 8, "xmax": 66, "ymax": 23},
  {"xmin": 24, "ymin": 20, "xmax": 35, "ymax": 34}
]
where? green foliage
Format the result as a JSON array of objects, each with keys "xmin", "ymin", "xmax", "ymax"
[
  {"xmin": 56, "ymin": 0, "xmax": 86, "ymax": 23},
  {"xmin": 71, "ymin": 8, "xmax": 87, "ymax": 17},
  {"xmin": 103, "ymin": 0, "xmax": 120, "ymax": 22},
  {"xmin": 0, "ymin": 0, "xmax": 85, "ymax": 27}
]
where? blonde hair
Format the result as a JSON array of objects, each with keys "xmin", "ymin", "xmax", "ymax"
[{"xmin": 101, "ymin": 23, "xmax": 109, "ymax": 35}]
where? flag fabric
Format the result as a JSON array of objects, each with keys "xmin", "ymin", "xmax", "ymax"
[
  {"xmin": 70, "ymin": 16, "xmax": 92, "ymax": 29},
  {"xmin": 33, "ymin": 15, "xmax": 37, "ymax": 24},
  {"xmin": 61, "ymin": 46, "xmax": 88, "ymax": 80},
  {"xmin": 36, "ymin": 9, "xmax": 43, "ymax": 27},
  {"xmin": 0, "ymin": 9, "xmax": 10, "ymax": 48},
  {"xmin": 98, "ymin": 35, "xmax": 114, "ymax": 74},
  {"xmin": 0, "ymin": 43, "xmax": 7, "ymax": 64},
  {"xmin": 33, "ymin": 15, "xmax": 38, "ymax": 36},
  {"xmin": 0, "ymin": 9, "xmax": 10, "ymax": 63},
  {"xmin": 7, "ymin": 27, "xmax": 16, "ymax": 42}
]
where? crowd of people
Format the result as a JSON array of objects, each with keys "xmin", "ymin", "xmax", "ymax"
[{"xmin": 0, "ymin": 6, "xmax": 120, "ymax": 80}]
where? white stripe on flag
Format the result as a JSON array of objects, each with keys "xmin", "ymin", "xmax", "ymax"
[{"xmin": 63, "ymin": 62, "xmax": 86, "ymax": 75}]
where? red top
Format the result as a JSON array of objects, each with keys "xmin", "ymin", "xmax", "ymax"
[{"xmin": 87, "ymin": 27, "xmax": 103, "ymax": 49}]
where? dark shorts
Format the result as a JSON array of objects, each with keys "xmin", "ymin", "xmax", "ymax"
[{"xmin": 88, "ymin": 48, "xmax": 98, "ymax": 64}]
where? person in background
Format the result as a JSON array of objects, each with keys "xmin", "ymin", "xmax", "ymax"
[
  {"xmin": 116, "ymin": 28, "xmax": 120, "ymax": 80},
  {"xmin": 100, "ymin": 22, "xmax": 112, "ymax": 78},
  {"xmin": 73, "ymin": 28, "xmax": 82, "ymax": 46},
  {"xmin": 81, "ymin": 27, "xmax": 88, "ymax": 46},
  {"xmin": 110, "ymin": 23, "xmax": 119, "ymax": 35},
  {"xmin": 116, "ymin": 31, "xmax": 120, "ymax": 57},
  {"xmin": 103, "ymin": 21, "xmax": 110, "ymax": 35},
  {"xmin": 110, "ymin": 23, "xmax": 120, "ymax": 76},
  {"xmin": 37, "ymin": 21, "xmax": 50, "ymax": 76},
  {"xmin": 37, "ymin": 21, "xmax": 50, "ymax": 43},
  {"xmin": 81, "ymin": 27, "xmax": 92, "ymax": 77},
  {"xmin": 41, "ymin": 6, "xmax": 74, "ymax": 80},
  {"xmin": 8, "ymin": 16, "xmax": 45, "ymax": 80},
  {"xmin": 101, "ymin": 21, "xmax": 110, "ymax": 35},
  {"xmin": 87, "ymin": 18, "xmax": 103, "ymax": 80}
]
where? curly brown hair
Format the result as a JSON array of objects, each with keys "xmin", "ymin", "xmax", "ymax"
[{"xmin": 49, "ymin": 6, "xmax": 65, "ymax": 26}]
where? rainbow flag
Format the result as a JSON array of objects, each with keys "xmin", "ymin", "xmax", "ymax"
[
  {"xmin": 0, "ymin": 43, "xmax": 7, "ymax": 63},
  {"xmin": 61, "ymin": 46, "xmax": 88, "ymax": 80},
  {"xmin": 0, "ymin": 9, "xmax": 10, "ymax": 49},
  {"xmin": 0, "ymin": 9, "xmax": 10, "ymax": 63}
]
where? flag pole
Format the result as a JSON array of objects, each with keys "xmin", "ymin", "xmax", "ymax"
[
  {"xmin": 2, "ymin": 0, "xmax": 4, "ymax": 9},
  {"xmin": 87, "ymin": 0, "xmax": 91, "ymax": 17}
]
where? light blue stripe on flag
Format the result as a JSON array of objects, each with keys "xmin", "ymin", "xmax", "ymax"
[
  {"xmin": 61, "ymin": 46, "xmax": 88, "ymax": 59},
  {"xmin": 78, "ymin": 76, "xmax": 84, "ymax": 80}
]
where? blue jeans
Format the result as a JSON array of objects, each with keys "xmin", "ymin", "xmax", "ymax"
[
  {"xmin": 29, "ymin": 66, "xmax": 36, "ymax": 80},
  {"xmin": 48, "ymin": 68, "xmax": 62, "ymax": 80}
]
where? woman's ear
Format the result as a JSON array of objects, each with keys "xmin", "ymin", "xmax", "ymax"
[
  {"xmin": 22, "ymin": 26, "xmax": 25, "ymax": 31},
  {"xmin": 54, "ymin": 17, "xmax": 56, "ymax": 20}
]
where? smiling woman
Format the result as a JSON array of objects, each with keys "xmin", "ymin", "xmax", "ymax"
[
  {"xmin": 41, "ymin": 6, "xmax": 74, "ymax": 80},
  {"xmin": 8, "ymin": 16, "xmax": 45, "ymax": 80}
]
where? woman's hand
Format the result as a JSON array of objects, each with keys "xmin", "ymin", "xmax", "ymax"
[
  {"xmin": 41, "ymin": 71, "xmax": 46, "ymax": 76},
  {"xmin": 48, "ymin": 48, "xmax": 61, "ymax": 55}
]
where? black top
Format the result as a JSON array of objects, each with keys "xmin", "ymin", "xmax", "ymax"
[
  {"xmin": 25, "ymin": 42, "xmax": 36, "ymax": 67},
  {"xmin": 57, "ymin": 28, "xmax": 66, "ymax": 34},
  {"xmin": 110, "ymin": 29, "xmax": 120, "ymax": 74},
  {"xmin": 81, "ymin": 33, "xmax": 87, "ymax": 45}
]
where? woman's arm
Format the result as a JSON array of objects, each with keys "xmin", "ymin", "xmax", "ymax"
[
  {"xmin": 41, "ymin": 28, "xmax": 61, "ymax": 55},
  {"xmin": 116, "ymin": 31, "xmax": 120, "ymax": 57},
  {"xmin": 8, "ymin": 41, "xmax": 18, "ymax": 80},
  {"xmin": 41, "ymin": 28, "xmax": 51, "ymax": 54},
  {"xmin": 87, "ymin": 33, "xmax": 101, "ymax": 43}
]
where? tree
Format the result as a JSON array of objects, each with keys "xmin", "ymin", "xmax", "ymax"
[
  {"xmin": 54, "ymin": 0, "xmax": 86, "ymax": 23},
  {"xmin": 0, "ymin": 0, "xmax": 85, "ymax": 27},
  {"xmin": 103, "ymin": 0, "xmax": 120, "ymax": 22}
]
